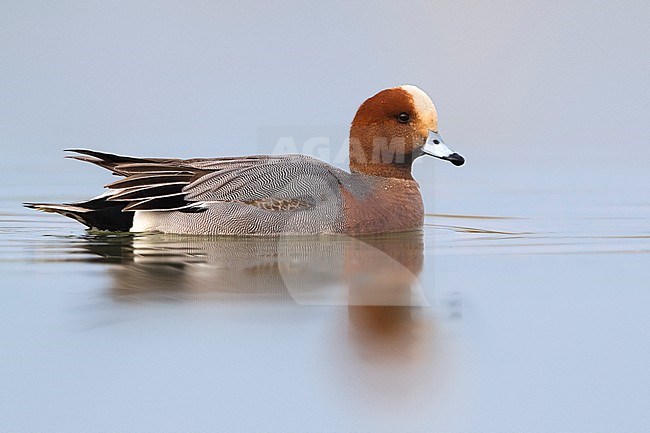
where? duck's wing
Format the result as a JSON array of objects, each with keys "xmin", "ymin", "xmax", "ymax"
[{"xmin": 66, "ymin": 149, "xmax": 347, "ymax": 212}]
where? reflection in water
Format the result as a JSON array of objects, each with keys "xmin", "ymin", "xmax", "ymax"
[
  {"xmin": 342, "ymin": 235, "xmax": 425, "ymax": 362},
  {"xmin": 82, "ymin": 232, "xmax": 426, "ymax": 303},
  {"xmin": 80, "ymin": 231, "xmax": 435, "ymax": 364},
  {"xmin": 7, "ymin": 221, "xmax": 465, "ymax": 408},
  {"xmin": 349, "ymin": 305, "xmax": 423, "ymax": 362}
]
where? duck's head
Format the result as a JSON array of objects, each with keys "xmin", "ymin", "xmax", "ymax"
[{"xmin": 349, "ymin": 85, "xmax": 464, "ymax": 179}]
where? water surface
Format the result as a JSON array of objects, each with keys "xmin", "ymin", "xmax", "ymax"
[{"xmin": 1, "ymin": 158, "xmax": 648, "ymax": 433}]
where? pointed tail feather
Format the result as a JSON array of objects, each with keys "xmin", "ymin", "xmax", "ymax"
[{"xmin": 25, "ymin": 197, "xmax": 133, "ymax": 232}]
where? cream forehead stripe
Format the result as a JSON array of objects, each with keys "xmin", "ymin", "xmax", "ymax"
[{"xmin": 398, "ymin": 85, "xmax": 438, "ymax": 130}]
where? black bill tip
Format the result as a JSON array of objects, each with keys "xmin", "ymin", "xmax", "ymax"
[{"xmin": 446, "ymin": 153, "xmax": 465, "ymax": 166}]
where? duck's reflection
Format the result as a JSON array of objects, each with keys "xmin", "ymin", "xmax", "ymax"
[
  {"xmin": 83, "ymin": 231, "xmax": 431, "ymax": 361},
  {"xmin": 85, "ymin": 231, "xmax": 426, "ymax": 303}
]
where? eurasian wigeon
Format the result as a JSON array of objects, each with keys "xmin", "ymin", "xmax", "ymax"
[{"xmin": 26, "ymin": 85, "xmax": 464, "ymax": 235}]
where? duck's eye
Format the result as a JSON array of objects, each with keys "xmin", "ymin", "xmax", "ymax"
[{"xmin": 397, "ymin": 112, "xmax": 410, "ymax": 124}]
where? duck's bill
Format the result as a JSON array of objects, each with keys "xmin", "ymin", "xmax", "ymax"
[{"xmin": 422, "ymin": 130, "xmax": 465, "ymax": 166}]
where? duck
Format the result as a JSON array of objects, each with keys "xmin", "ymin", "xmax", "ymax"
[{"xmin": 26, "ymin": 85, "xmax": 464, "ymax": 235}]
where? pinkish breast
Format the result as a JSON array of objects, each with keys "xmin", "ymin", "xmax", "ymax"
[{"xmin": 341, "ymin": 178, "xmax": 424, "ymax": 235}]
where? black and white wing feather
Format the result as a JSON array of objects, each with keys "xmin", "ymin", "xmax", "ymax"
[{"xmin": 66, "ymin": 149, "xmax": 346, "ymax": 213}]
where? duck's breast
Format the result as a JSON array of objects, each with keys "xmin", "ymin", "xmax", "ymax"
[{"xmin": 340, "ymin": 175, "xmax": 424, "ymax": 235}]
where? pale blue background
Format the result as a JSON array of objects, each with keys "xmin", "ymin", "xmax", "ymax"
[{"xmin": 2, "ymin": 1, "xmax": 648, "ymax": 165}]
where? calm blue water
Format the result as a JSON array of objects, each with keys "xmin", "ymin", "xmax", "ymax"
[{"xmin": 1, "ymin": 151, "xmax": 648, "ymax": 433}]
